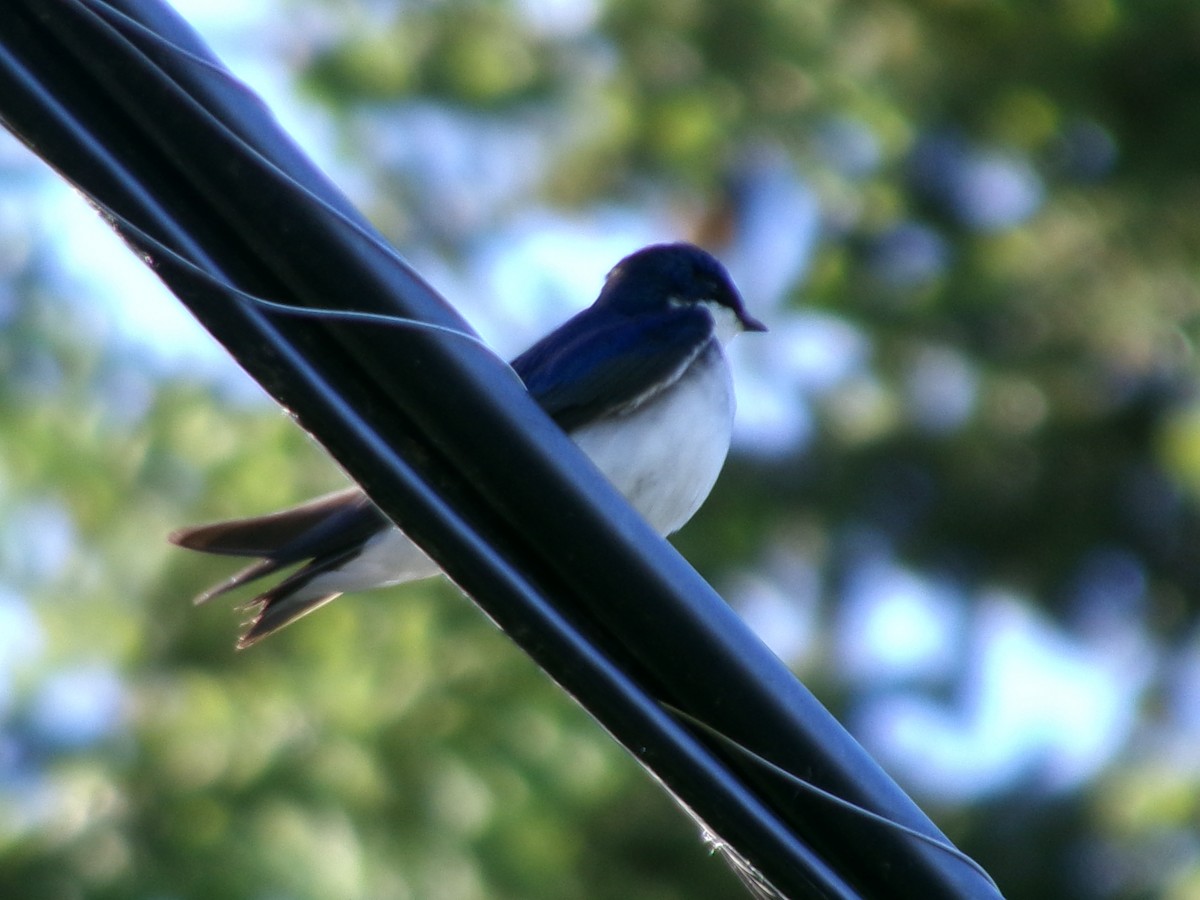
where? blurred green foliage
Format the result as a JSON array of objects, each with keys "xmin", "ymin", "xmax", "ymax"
[{"xmin": 3, "ymin": 0, "xmax": 1200, "ymax": 898}]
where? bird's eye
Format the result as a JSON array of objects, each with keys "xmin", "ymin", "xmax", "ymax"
[{"xmin": 700, "ymin": 280, "xmax": 726, "ymax": 305}]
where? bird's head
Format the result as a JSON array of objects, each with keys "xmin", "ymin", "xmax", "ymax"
[{"xmin": 598, "ymin": 243, "xmax": 767, "ymax": 342}]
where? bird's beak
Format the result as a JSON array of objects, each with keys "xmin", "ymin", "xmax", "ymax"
[{"xmin": 739, "ymin": 311, "xmax": 768, "ymax": 333}]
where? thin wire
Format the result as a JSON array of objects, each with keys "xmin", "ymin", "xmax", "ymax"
[
  {"xmin": 247, "ymin": 293, "xmax": 511, "ymax": 364},
  {"xmin": 85, "ymin": 0, "xmax": 469, "ymax": 330},
  {"xmin": 664, "ymin": 703, "xmax": 1002, "ymax": 893},
  {"xmin": 64, "ymin": 11, "xmax": 514, "ymax": 373},
  {"xmin": 91, "ymin": 200, "xmax": 520, "ymax": 384}
]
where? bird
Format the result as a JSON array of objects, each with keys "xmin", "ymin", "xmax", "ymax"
[{"xmin": 170, "ymin": 242, "xmax": 766, "ymax": 648}]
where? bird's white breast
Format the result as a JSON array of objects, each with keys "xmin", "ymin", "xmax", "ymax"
[
  {"xmin": 570, "ymin": 338, "xmax": 735, "ymax": 535},
  {"xmin": 323, "ymin": 338, "xmax": 734, "ymax": 594}
]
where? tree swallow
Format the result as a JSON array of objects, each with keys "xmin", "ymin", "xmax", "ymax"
[{"xmin": 171, "ymin": 242, "xmax": 767, "ymax": 647}]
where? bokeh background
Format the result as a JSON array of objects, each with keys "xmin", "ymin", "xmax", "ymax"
[{"xmin": 3, "ymin": 0, "xmax": 1200, "ymax": 897}]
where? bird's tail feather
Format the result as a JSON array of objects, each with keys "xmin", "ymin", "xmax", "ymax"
[
  {"xmin": 168, "ymin": 487, "xmax": 379, "ymax": 558},
  {"xmin": 170, "ymin": 487, "xmax": 390, "ymax": 647},
  {"xmin": 191, "ymin": 557, "xmax": 290, "ymax": 606},
  {"xmin": 235, "ymin": 545, "xmax": 371, "ymax": 647},
  {"xmin": 237, "ymin": 590, "xmax": 342, "ymax": 648}
]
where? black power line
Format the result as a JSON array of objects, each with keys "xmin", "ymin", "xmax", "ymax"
[{"xmin": 0, "ymin": 2, "xmax": 1002, "ymax": 897}]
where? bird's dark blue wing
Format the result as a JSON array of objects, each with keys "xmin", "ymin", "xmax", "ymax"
[{"xmin": 511, "ymin": 306, "xmax": 714, "ymax": 432}]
